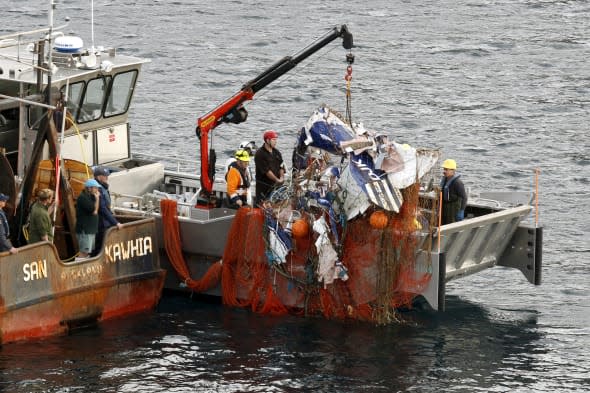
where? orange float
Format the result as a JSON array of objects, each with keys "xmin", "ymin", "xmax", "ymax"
[
  {"xmin": 369, "ymin": 210, "xmax": 388, "ymax": 229},
  {"xmin": 291, "ymin": 218, "xmax": 309, "ymax": 238}
]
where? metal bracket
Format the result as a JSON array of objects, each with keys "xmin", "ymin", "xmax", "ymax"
[{"xmin": 497, "ymin": 224, "xmax": 543, "ymax": 285}]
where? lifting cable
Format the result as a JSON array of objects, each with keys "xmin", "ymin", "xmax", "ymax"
[{"xmin": 344, "ymin": 52, "xmax": 355, "ymax": 126}]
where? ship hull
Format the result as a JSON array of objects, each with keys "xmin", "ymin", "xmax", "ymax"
[
  {"xmin": 0, "ymin": 219, "xmax": 165, "ymax": 344},
  {"xmin": 143, "ymin": 195, "xmax": 542, "ymax": 313},
  {"xmin": 110, "ymin": 165, "xmax": 543, "ymax": 315}
]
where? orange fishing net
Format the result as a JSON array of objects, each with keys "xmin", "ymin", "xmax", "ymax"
[
  {"xmin": 161, "ymin": 199, "xmax": 222, "ymax": 292},
  {"xmin": 219, "ymin": 182, "xmax": 432, "ymax": 324},
  {"xmin": 161, "ymin": 181, "xmax": 433, "ymax": 324}
]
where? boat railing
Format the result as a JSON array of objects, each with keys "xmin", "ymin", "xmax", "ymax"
[
  {"xmin": 130, "ymin": 153, "xmax": 192, "ymax": 173},
  {"xmin": 437, "ymin": 204, "xmax": 532, "ymax": 279},
  {"xmin": 111, "ymin": 191, "xmax": 176, "ymax": 213},
  {"xmin": 0, "ymin": 23, "xmax": 70, "ymax": 58},
  {"xmin": 112, "ymin": 189, "xmax": 205, "ymax": 219},
  {"xmin": 0, "ymin": 25, "xmax": 69, "ymax": 42},
  {"xmin": 415, "ymin": 203, "xmax": 540, "ymax": 310},
  {"xmin": 132, "ymin": 152, "xmax": 229, "ymax": 177},
  {"xmin": 110, "ymin": 191, "xmax": 152, "ymax": 213}
]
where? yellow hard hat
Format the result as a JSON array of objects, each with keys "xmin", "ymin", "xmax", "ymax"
[
  {"xmin": 235, "ymin": 149, "xmax": 250, "ymax": 162},
  {"xmin": 442, "ymin": 159, "xmax": 457, "ymax": 170}
]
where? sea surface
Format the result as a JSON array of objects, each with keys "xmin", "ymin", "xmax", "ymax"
[{"xmin": 1, "ymin": 0, "xmax": 589, "ymax": 392}]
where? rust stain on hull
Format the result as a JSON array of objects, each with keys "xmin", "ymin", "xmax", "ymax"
[{"xmin": 0, "ymin": 218, "xmax": 165, "ymax": 345}]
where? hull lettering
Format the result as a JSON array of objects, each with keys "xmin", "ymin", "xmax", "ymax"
[
  {"xmin": 23, "ymin": 259, "xmax": 48, "ymax": 282},
  {"xmin": 105, "ymin": 236, "xmax": 153, "ymax": 263}
]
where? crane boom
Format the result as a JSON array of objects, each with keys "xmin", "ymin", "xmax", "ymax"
[{"xmin": 196, "ymin": 25, "xmax": 353, "ymax": 194}]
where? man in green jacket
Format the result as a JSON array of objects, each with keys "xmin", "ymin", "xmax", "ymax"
[{"xmin": 28, "ymin": 188, "xmax": 54, "ymax": 243}]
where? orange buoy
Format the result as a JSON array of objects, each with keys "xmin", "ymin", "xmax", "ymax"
[
  {"xmin": 291, "ymin": 218, "xmax": 309, "ymax": 238},
  {"xmin": 369, "ymin": 211, "xmax": 388, "ymax": 229}
]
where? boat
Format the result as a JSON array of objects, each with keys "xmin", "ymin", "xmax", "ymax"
[
  {"xmin": 0, "ymin": 14, "xmax": 165, "ymax": 343},
  {"xmin": 105, "ymin": 25, "xmax": 542, "ymax": 322},
  {"xmin": 0, "ymin": 6, "xmax": 542, "ymax": 328}
]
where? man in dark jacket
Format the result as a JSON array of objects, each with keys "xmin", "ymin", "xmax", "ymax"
[
  {"xmin": 76, "ymin": 179, "xmax": 100, "ymax": 260},
  {"xmin": 254, "ymin": 130, "xmax": 285, "ymax": 205},
  {"xmin": 0, "ymin": 193, "xmax": 17, "ymax": 254},
  {"xmin": 440, "ymin": 159, "xmax": 468, "ymax": 225},
  {"xmin": 92, "ymin": 167, "xmax": 122, "ymax": 256}
]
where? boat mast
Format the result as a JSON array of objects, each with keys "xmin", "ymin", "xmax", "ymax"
[{"xmin": 46, "ymin": 0, "xmax": 54, "ymax": 105}]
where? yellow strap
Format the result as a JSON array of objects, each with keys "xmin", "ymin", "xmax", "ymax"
[{"xmin": 22, "ymin": 223, "xmax": 29, "ymax": 241}]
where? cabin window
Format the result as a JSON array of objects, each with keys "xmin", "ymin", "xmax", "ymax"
[
  {"xmin": 104, "ymin": 70, "xmax": 137, "ymax": 118},
  {"xmin": 62, "ymin": 81, "xmax": 85, "ymax": 120},
  {"xmin": 78, "ymin": 76, "xmax": 111, "ymax": 123},
  {"xmin": 28, "ymin": 82, "xmax": 86, "ymax": 129}
]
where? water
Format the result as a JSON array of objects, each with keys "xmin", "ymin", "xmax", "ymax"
[{"xmin": 1, "ymin": 0, "xmax": 589, "ymax": 391}]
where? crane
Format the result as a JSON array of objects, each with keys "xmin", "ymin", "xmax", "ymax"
[{"xmin": 195, "ymin": 25, "xmax": 354, "ymax": 194}]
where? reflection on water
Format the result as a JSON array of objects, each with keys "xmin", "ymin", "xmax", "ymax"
[{"xmin": 1, "ymin": 295, "xmax": 566, "ymax": 392}]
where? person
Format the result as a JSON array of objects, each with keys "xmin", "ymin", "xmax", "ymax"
[
  {"xmin": 0, "ymin": 193, "xmax": 17, "ymax": 254},
  {"xmin": 226, "ymin": 149, "xmax": 251, "ymax": 208},
  {"xmin": 440, "ymin": 158, "xmax": 468, "ymax": 225},
  {"xmin": 254, "ymin": 130, "xmax": 286, "ymax": 205},
  {"xmin": 28, "ymin": 188, "xmax": 54, "ymax": 244},
  {"xmin": 76, "ymin": 179, "xmax": 101, "ymax": 260},
  {"xmin": 224, "ymin": 140, "xmax": 257, "ymax": 180},
  {"xmin": 92, "ymin": 166, "xmax": 123, "ymax": 256},
  {"xmin": 238, "ymin": 140, "xmax": 257, "ymax": 157}
]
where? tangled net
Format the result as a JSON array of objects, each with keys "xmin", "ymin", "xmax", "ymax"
[
  {"xmin": 218, "ymin": 183, "xmax": 434, "ymax": 325},
  {"xmin": 163, "ymin": 106, "xmax": 441, "ymax": 325}
]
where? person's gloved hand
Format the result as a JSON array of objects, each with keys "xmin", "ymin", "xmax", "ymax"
[{"xmin": 456, "ymin": 210, "xmax": 465, "ymax": 221}]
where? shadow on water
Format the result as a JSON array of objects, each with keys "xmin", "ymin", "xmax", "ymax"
[
  {"xmin": 229, "ymin": 295, "xmax": 544, "ymax": 391},
  {"xmin": 0, "ymin": 295, "xmax": 544, "ymax": 392}
]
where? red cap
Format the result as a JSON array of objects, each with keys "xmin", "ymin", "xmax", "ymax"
[{"xmin": 263, "ymin": 130, "xmax": 278, "ymax": 141}]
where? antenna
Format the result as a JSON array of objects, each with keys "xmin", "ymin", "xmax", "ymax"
[{"xmin": 91, "ymin": 0, "xmax": 95, "ymax": 52}]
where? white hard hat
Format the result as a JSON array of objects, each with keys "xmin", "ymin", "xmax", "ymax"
[{"xmin": 239, "ymin": 140, "xmax": 257, "ymax": 150}]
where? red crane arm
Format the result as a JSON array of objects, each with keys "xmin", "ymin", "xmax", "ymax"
[
  {"xmin": 195, "ymin": 25, "xmax": 353, "ymax": 195},
  {"xmin": 196, "ymin": 89, "xmax": 254, "ymax": 193}
]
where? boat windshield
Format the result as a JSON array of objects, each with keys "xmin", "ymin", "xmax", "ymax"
[
  {"xmin": 104, "ymin": 70, "xmax": 137, "ymax": 117},
  {"xmin": 27, "ymin": 68, "xmax": 139, "ymax": 128},
  {"xmin": 38, "ymin": 69, "xmax": 139, "ymax": 126},
  {"xmin": 78, "ymin": 76, "xmax": 112, "ymax": 123}
]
